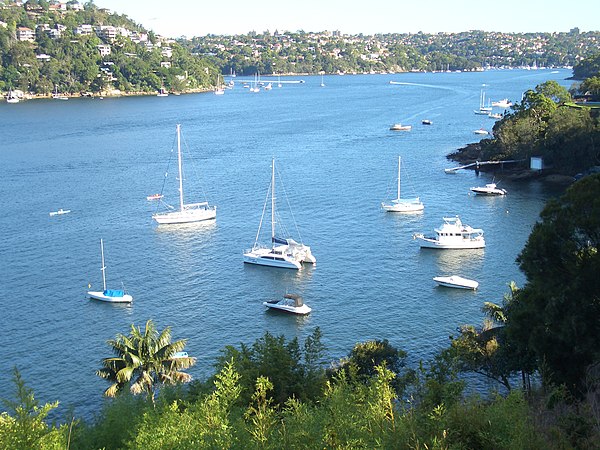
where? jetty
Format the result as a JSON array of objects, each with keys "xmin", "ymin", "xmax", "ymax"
[{"xmin": 445, "ymin": 159, "xmax": 525, "ymax": 174}]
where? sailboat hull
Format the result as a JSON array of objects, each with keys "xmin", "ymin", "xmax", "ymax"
[
  {"xmin": 88, "ymin": 291, "xmax": 133, "ymax": 303},
  {"xmin": 381, "ymin": 199, "xmax": 424, "ymax": 213},
  {"xmin": 153, "ymin": 206, "xmax": 216, "ymax": 224}
]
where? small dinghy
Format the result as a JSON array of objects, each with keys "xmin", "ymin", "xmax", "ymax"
[
  {"xmin": 433, "ymin": 275, "xmax": 479, "ymax": 290},
  {"xmin": 263, "ymin": 293, "xmax": 311, "ymax": 315}
]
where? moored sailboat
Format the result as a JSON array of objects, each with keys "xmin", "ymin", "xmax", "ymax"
[
  {"xmin": 87, "ymin": 239, "xmax": 133, "ymax": 303},
  {"xmin": 243, "ymin": 159, "xmax": 316, "ymax": 270},
  {"xmin": 381, "ymin": 156, "xmax": 424, "ymax": 213},
  {"xmin": 152, "ymin": 124, "xmax": 216, "ymax": 225}
]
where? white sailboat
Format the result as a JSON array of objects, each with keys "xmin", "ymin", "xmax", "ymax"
[
  {"xmin": 6, "ymin": 89, "xmax": 20, "ymax": 103},
  {"xmin": 381, "ymin": 156, "xmax": 424, "ymax": 213},
  {"xmin": 320, "ymin": 73, "xmax": 325, "ymax": 87},
  {"xmin": 474, "ymin": 89, "xmax": 491, "ymax": 115},
  {"xmin": 152, "ymin": 124, "xmax": 216, "ymax": 225},
  {"xmin": 243, "ymin": 159, "xmax": 316, "ymax": 270},
  {"xmin": 88, "ymin": 239, "xmax": 133, "ymax": 303}
]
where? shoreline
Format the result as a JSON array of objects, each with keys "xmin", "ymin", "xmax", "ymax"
[{"xmin": 5, "ymin": 87, "xmax": 213, "ymax": 101}]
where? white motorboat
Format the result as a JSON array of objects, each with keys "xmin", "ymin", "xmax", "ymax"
[
  {"xmin": 413, "ymin": 216, "xmax": 485, "ymax": 249},
  {"xmin": 390, "ymin": 123, "xmax": 411, "ymax": 131},
  {"xmin": 88, "ymin": 239, "xmax": 133, "ymax": 303},
  {"xmin": 488, "ymin": 112, "xmax": 502, "ymax": 119},
  {"xmin": 491, "ymin": 98, "xmax": 513, "ymax": 108},
  {"xmin": 473, "ymin": 128, "xmax": 489, "ymax": 135},
  {"xmin": 244, "ymin": 159, "xmax": 316, "ymax": 270},
  {"xmin": 152, "ymin": 124, "xmax": 216, "ymax": 225},
  {"xmin": 433, "ymin": 275, "xmax": 479, "ymax": 290},
  {"xmin": 422, "ymin": 119, "xmax": 432, "ymax": 125},
  {"xmin": 146, "ymin": 193, "xmax": 164, "ymax": 201},
  {"xmin": 470, "ymin": 183, "xmax": 507, "ymax": 196},
  {"xmin": 381, "ymin": 156, "xmax": 424, "ymax": 213},
  {"xmin": 6, "ymin": 89, "xmax": 20, "ymax": 103},
  {"xmin": 157, "ymin": 87, "xmax": 169, "ymax": 97},
  {"xmin": 49, "ymin": 208, "xmax": 71, "ymax": 216},
  {"xmin": 263, "ymin": 293, "xmax": 311, "ymax": 315}
]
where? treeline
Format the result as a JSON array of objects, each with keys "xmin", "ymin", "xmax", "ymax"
[
  {"xmin": 182, "ymin": 29, "xmax": 600, "ymax": 77},
  {"xmin": 450, "ymin": 57, "xmax": 600, "ymax": 176},
  {"xmin": 0, "ymin": 1, "xmax": 216, "ymax": 95}
]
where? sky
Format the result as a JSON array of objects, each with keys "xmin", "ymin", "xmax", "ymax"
[{"xmin": 95, "ymin": 0, "xmax": 600, "ymax": 38}]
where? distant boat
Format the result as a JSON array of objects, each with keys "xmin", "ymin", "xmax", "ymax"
[
  {"xmin": 473, "ymin": 128, "xmax": 489, "ymax": 135},
  {"xmin": 146, "ymin": 193, "xmax": 164, "ymax": 201},
  {"xmin": 243, "ymin": 158, "xmax": 316, "ymax": 270},
  {"xmin": 215, "ymin": 73, "xmax": 225, "ymax": 95},
  {"xmin": 49, "ymin": 208, "xmax": 71, "ymax": 216},
  {"xmin": 421, "ymin": 119, "xmax": 432, "ymax": 125},
  {"xmin": 390, "ymin": 123, "xmax": 411, "ymax": 131},
  {"xmin": 264, "ymin": 82, "xmax": 272, "ymax": 90},
  {"xmin": 87, "ymin": 238, "xmax": 133, "ymax": 303},
  {"xmin": 413, "ymin": 216, "xmax": 485, "ymax": 249},
  {"xmin": 488, "ymin": 112, "xmax": 502, "ymax": 119},
  {"xmin": 6, "ymin": 89, "xmax": 20, "ymax": 103},
  {"xmin": 263, "ymin": 293, "xmax": 311, "ymax": 315},
  {"xmin": 470, "ymin": 183, "xmax": 507, "ymax": 196},
  {"xmin": 433, "ymin": 275, "xmax": 479, "ymax": 290},
  {"xmin": 52, "ymin": 86, "xmax": 68, "ymax": 100},
  {"xmin": 152, "ymin": 124, "xmax": 216, "ymax": 225},
  {"xmin": 320, "ymin": 73, "xmax": 325, "ymax": 87},
  {"xmin": 157, "ymin": 87, "xmax": 169, "ymax": 97},
  {"xmin": 491, "ymin": 98, "xmax": 513, "ymax": 108},
  {"xmin": 474, "ymin": 88, "xmax": 491, "ymax": 114},
  {"xmin": 381, "ymin": 156, "xmax": 424, "ymax": 213}
]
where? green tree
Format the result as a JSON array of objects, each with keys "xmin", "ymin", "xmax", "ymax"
[
  {"xmin": 507, "ymin": 174, "xmax": 600, "ymax": 395},
  {"xmin": 96, "ymin": 319, "xmax": 195, "ymax": 405},
  {"xmin": 0, "ymin": 368, "xmax": 69, "ymax": 450}
]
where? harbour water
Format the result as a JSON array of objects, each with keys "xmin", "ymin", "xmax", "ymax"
[{"xmin": 0, "ymin": 69, "xmax": 571, "ymax": 419}]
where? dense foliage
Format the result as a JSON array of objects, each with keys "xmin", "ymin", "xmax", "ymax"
[
  {"xmin": 0, "ymin": 1, "xmax": 215, "ymax": 94},
  {"xmin": 183, "ymin": 29, "xmax": 600, "ymax": 76},
  {"xmin": 572, "ymin": 53, "xmax": 600, "ymax": 80},
  {"xmin": 455, "ymin": 79, "xmax": 600, "ymax": 175}
]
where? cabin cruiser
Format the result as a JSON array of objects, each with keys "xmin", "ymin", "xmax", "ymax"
[
  {"xmin": 390, "ymin": 123, "xmax": 411, "ymax": 131},
  {"xmin": 470, "ymin": 183, "xmax": 507, "ymax": 196},
  {"xmin": 413, "ymin": 216, "xmax": 485, "ymax": 249},
  {"xmin": 263, "ymin": 293, "xmax": 311, "ymax": 315}
]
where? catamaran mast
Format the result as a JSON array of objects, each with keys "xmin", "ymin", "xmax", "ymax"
[
  {"xmin": 176, "ymin": 124, "xmax": 184, "ymax": 212},
  {"xmin": 271, "ymin": 158, "xmax": 276, "ymax": 245},
  {"xmin": 100, "ymin": 238, "xmax": 107, "ymax": 291}
]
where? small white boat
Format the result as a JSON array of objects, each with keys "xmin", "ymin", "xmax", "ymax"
[
  {"xmin": 470, "ymin": 183, "xmax": 507, "ymax": 196},
  {"xmin": 263, "ymin": 293, "xmax": 311, "ymax": 315},
  {"xmin": 473, "ymin": 128, "xmax": 489, "ymax": 135},
  {"xmin": 52, "ymin": 86, "xmax": 68, "ymax": 100},
  {"xmin": 172, "ymin": 351, "xmax": 189, "ymax": 358},
  {"xmin": 381, "ymin": 156, "xmax": 424, "ymax": 213},
  {"xmin": 488, "ymin": 112, "xmax": 502, "ymax": 119},
  {"xmin": 49, "ymin": 208, "xmax": 71, "ymax": 216},
  {"xmin": 88, "ymin": 239, "xmax": 133, "ymax": 303},
  {"xmin": 6, "ymin": 89, "xmax": 20, "ymax": 103},
  {"xmin": 433, "ymin": 275, "xmax": 479, "ymax": 290},
  {"xmin": 422, "ymin": 119, "xmax": 432, "ymax": 125},
  {"xmin": 491, "ymin": 98, "xmax": 513, "ymax": 108},
  {"xmin": 157, "ymin": 87, "xmax": 169, "ymax": 97},
  {"xmin": 413, "ymin": 216, "xmax": 485, "ymax": 249},
  {"xmin": 146, "ymin": 193, "xmax": 164, "ymax": 201},
  {"xmin": 390, "ymin": 123, "xmax": 411, "ymax": 131}
]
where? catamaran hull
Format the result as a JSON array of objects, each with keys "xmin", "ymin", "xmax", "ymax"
[
  {"xmin": 153, "ymin": 208, "xmax": 216, "ymax": 224},
  {"xmin": 243, "ymin": 253, "xmax": 301, "ymax": 269},
  {"xmin": 88, "ymin": 291, "xmax": 133, "ymax": 303}
]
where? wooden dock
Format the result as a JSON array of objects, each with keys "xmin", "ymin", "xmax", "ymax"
[{"xmin": 445, "ymin": 159, "xmax": 525, "ymax": 173}]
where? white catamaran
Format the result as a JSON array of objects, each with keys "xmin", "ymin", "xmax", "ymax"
[
  {"xmin": 87, "ymin": 239, "xmax": 133, "ymax": 303},
  {"xmin": 243, "ymin": 159, "xmax": 316, "ymax": 270},
  {"xmin": 152, "ymin": 124, "xmax": 216, "ymax": 225},
  {"xmin": 381, "ymin": 156, "xmax": 424, "ymax": 213}
]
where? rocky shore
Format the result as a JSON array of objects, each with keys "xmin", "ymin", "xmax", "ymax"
[{"xmin": 447, "ymin": 142, "xmax": 576, "ymax": 185}]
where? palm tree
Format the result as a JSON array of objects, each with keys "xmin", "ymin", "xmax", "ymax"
[{"xmin": 96, "ymin": 319, "xmax": 196, "ymax": 405}]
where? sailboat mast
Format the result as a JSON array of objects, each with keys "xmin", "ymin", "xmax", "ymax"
[
  {"xmin": 397, "ymin": 156, "xmax": 401, "ymax": 199},
  {"xmin": 176, "ymin": 124, "xmax": 184, "ymax": 212},
  {"xmin": 271, "ymin": 158, "xmax": 276, "ymax": 243},
  {"xmin": 100, "ymin": 238, "xmax": 107, "ymax": 291}
]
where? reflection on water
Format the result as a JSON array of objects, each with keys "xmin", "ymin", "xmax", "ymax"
[
  {"xmin": 154, "ymin": 219, "xmax": 217, "ymax": 238},
  {"xmin": 433, "ymin": 249, "xmax": 485, "ymax": 275}
]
